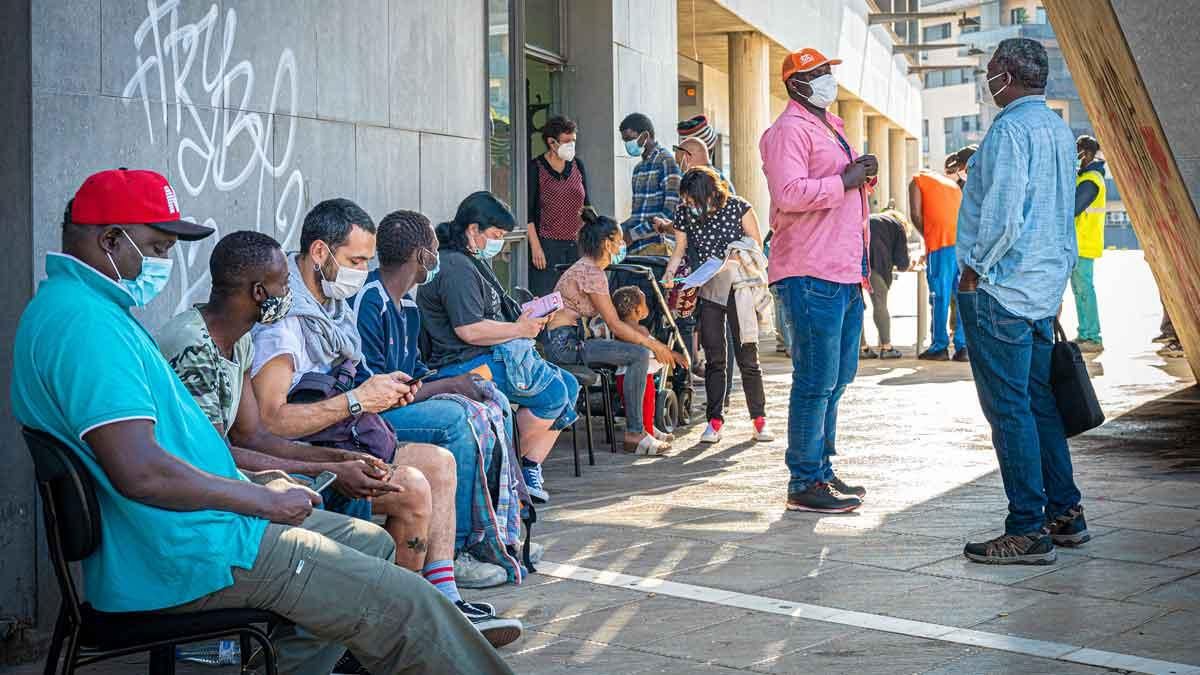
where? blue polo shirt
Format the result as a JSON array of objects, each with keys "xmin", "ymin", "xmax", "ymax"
[
  {"xmin": 11, "ymin": 253, "xmax": 267, "ymax": 612},
  {"xmin": 351, "ymin": 271, "xmax": 430, "ymax": 385}
]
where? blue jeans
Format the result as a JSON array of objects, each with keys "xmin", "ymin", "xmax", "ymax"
[
  {"xmin": 381, "ymin": 399, "xmax": 495, "ymax": 552},
  {"xmin": 438, "ymin": 353, "xmax": 580, "ymax": 430},
  {"xmin": 780, "ymin": 276, "xmax": 863, "ymax": 494},
  {"xmin": 958, "ymin": 289, "xmax": 1082, "ymax": 535},
  {"xmin": 1071, "ymin": 257, "xmax": 1101, "ymax": 343},
  {"xmin": 928, "ymin": 246, "xmax": 965, "ymax": 352}
]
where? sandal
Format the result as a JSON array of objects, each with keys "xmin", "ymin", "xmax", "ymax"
[
  {"xmin": 653, "ymin": 427, "xmax": 675, "ymax": 443},
  {"xmin": 625, "ymin": 434, "xmax": 668, "ymax": 455}
]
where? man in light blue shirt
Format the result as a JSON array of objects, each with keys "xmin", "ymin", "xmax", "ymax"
[{"xmin": 956, "ymin": 39, "xmax": 1088, "ymax": 566}]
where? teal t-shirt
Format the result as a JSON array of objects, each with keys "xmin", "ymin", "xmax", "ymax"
[{"xmin": 11, "ymin": 253, "xmax": 268, "ymax": 612}]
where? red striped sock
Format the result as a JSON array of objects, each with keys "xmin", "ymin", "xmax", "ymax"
[{"xmin": 421, "ymin": 560, "xmax": 462, "ymax": 604}]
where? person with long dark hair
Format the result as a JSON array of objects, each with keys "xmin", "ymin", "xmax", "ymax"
[
  {"xmin": 416, "ymin": 192, "xmax": 579, "ymax": 503},
  {"xmin": 544, "ymin": 208, "xmax": 686, "ymax": 455}
]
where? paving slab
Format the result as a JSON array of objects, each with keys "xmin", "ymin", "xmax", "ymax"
[
  {"xmin": 921, "ymin": 651, "xmax": 1122, "ymax": 674},
  {"xmin": 636, "ymin": 612, "xmax": 860, "ymax": 669},
  {"xmin": 500, "ymin": 632, "xmax": 688, "ymax": 675},
  {"xmin": 913, "ymin": 554, "xmax": 1081, "ymax": 585},
  {"xmin": 659, "ymin": 551, "xmax": 850, "ymax": 595},
  {"xmin": 1093, "ymin": 504, "xmax": 1200, "ymax": 535},
  {"xmin": 1088, "ymin": 610, "xmax": 1200, "ymax": 665},
  {"xmin": 1061, "ymin": 528, "xmax": 1200, "ymax": 564},
  {"xmin": 1016, "ymin": 558, "xmax": 1195, "ymax": 601},
  {"xmin": 973, "ymin": 594, "xmax": 1169, "ymax": 645},
  {"xmin": 751, "ymin": 631, "xmax": 973, "ymax": 674},
  {"xmin": 1135, "ymin": 572, "xmax": 1200, "ymax": 611},
  {"xmin": 560, "ymin": 537, "xmax": 746, "ymax": 579},
  {"xmin": 536, "ymin": 596, "xmax": 749, "ymax": 648}
]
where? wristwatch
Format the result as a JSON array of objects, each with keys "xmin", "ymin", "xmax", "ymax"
[{"xmin": 346, "ymin": 390, "xmax": 363, "ymax": 417}]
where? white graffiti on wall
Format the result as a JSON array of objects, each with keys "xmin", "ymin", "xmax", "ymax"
[{"xmin": 122, "ymin": 0, "xmax": 305, "ymax": 313}]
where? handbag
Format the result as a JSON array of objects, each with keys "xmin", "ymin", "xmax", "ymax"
[
  {"xmin": 287, "ymin": 361, "xmax": 399, "ymax": 462},
  {"xmin": 1050, "ymin": 320, "xmax": 1105, "ymax": 437}
]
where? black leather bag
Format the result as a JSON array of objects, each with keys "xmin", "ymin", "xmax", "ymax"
[{"xmin": 1050, "ymin": 320, "xmax": 1105, "ymax": 437}]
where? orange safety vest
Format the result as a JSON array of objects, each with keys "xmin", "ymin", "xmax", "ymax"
[{"xmin": 913, "ymin": 171, "xmax": 963, "ymax": 252}]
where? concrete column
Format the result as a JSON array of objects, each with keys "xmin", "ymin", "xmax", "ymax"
[
  {"xmin": 728, "ymin": 31, "xmax": 771, "ymax": 216},
  {"xmin": 905, "ymin": 137, "xmax": 920, "ymax": 218},
  {"xmin": 867, "ymin": 115, "xmax": 891, "ymax": 212},
  {"xmin": 888, "ymin": 128, "xmax": 907, "ymax": 213},
  {"xmin": 840, "ymin": 99, "xmax": 865, "ymax": 155}
]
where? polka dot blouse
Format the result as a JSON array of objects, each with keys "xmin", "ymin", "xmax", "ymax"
[{"xmin": 679, "ymin": 195, "xmax": 752, "ymax": 263}]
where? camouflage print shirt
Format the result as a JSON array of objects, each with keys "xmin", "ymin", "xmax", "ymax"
[{"xmin": 156, "ymin": 306, "xmax": 254, "ymax": 437}]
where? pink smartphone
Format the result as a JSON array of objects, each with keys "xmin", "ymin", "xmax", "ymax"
[{"xmin": 521, "ymin": 292, "xmax": 563, "ymax": 319}]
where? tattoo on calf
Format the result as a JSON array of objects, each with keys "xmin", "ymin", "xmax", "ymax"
[{"xmin": 406, "ymin": 537, "xmax": 427, "ymax": 553}]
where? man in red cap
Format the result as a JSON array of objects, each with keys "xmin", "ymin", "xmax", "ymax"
[
  {"xmin": 10, "ymin": 169, "xmax": 514, "ymax": 673},
  {"xmin": 761, "ymin": 49, "xmax": 879, "ymax": 514}
]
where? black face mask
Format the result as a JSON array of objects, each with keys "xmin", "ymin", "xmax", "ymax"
[{"xmin": 258, "ymin": 287, "xmax": 293, "ymax": 324}]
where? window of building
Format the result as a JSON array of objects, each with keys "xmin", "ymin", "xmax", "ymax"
[
  {"xmin": 525, "ymin": 0, "xmax": 562, "ymax": 58},
  {"xmin": 944, "ymin": 114, "xmax": 983, "ymax": 155},
  {"xmin": 961, "ymin": 23, "xmax": 980, "ymax": 34},
  {"xmin": 487, "ymin": 0, "xmax": 514, "ymax": 210},
  {"xmin": 922, "ymin": 119, "xmax": 929, "ymax": 154},
  {"xmin": 1036, "ymin": 6, "xmax": 1048, "ymax": 24},
  {"xmin": 1011, "ymin": 7, "xmax": 1029, "ymax": 24},
  {"xmin": 924, "ymin": 67, "xmax": 974, "ymax": 88},
  {"xmin": 923, "ymin": 23, "xmax": 952, "ymax": 42}
]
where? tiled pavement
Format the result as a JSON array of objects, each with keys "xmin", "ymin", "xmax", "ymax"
[{"xmin": 6, "ymin": 253, "xmax": 1199, "ymax": 674}]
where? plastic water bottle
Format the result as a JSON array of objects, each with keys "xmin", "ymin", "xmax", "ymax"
[{"xmin": 175, "ymin": 639, "xmax": 240, "ymax": 665}]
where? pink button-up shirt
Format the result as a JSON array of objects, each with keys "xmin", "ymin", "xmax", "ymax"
[{"xmin": 760, "ymin": 99, "xmax": 870, "ymax": 285}]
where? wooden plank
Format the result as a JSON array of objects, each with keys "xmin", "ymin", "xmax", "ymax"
[{"xmin": 1044, "ymin": 0, "xmax": 1200, "ymax": 379}]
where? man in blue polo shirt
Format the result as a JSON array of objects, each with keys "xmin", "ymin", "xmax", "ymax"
[{"xmin": 10, "ymin": 169, "xmax": 513, "ymax": 674}]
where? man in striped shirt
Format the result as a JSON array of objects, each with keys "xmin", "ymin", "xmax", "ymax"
[{"xmin": 619, "ymin": 112, "xmax": 682, "ymax": 247}]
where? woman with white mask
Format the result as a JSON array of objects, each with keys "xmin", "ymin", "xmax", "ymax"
[{"xmin": 527, "ymin": 115, "xmax": 592, "ymax": 296}]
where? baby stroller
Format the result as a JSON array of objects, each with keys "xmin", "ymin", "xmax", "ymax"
[{"xmin": 605, "ymin": 255, "xmax": 696, "ymax": 430}]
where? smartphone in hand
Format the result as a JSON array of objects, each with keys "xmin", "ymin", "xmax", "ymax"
[
  {"xmin": 521, "ymin": 292, "xmax": 563, "ymax": 319},
  {"xmin": 311, "ymin": 470, "xmax": 338, "ymax": 494},
  {"xmin": 403, "ymin": 369, "xmax": 438, "ymax": 385}
]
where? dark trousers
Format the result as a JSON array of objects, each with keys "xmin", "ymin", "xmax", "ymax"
[
  {"xmin": 529, "ymin": 238, "xmax": 578, "ymax": 297},
  {"xmin": 699, "ymin": 295, "xmax": 765, "ymax": 422}
]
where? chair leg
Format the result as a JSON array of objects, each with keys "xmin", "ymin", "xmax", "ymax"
[
  {"xmin": 248, "ymin": 629, "xmax": 278, "ymax": 675},
  {"xmin": 571, "ymin": 403, "xmax": 581, "ymax": 478},
  {"xmin": 601, "ymin": 375, "xmax": 617, "ymax": 453},
  {"xmin": 59, "ymin": 626, "xmax": 81, "ymax": 675},
  {"xmin": 43, "ymin": 609, "xmax": 67, "ymax": 675},
  {"xmin": 148, "ymin": 645, "xmax": 175, "ymax": 674},
  {"xmin": 584, "ymin": 383, "xmax": 595, "ymax": 466}
]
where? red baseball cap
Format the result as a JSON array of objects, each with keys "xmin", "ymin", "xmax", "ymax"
[
  {"xmin": 69, "ymin": 169, "xmax": 214, "ymax": 241},
  {"xmin": 781, "ymin": 48, "xmax": 843, "ymax": 81}
]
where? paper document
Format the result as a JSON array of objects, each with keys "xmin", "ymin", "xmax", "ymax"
[{"xmin": 679, "ymin": 258, "xmax": 726, "ymax": 289}]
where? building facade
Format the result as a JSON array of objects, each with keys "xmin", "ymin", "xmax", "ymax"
[
  {"xmin": 917, "ymin": 0, "xmax": 1134, "ymax": 245},
  {"xmin": 0, "ymin": 0, "xmax": 918, "ymax": 658}
]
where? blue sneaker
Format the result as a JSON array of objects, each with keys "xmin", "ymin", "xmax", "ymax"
[{"xmin": 521, "ymin": 461, "xmax": 549, "ymax": 503}]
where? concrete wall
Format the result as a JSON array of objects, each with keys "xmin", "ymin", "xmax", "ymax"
[
  {"xmin": 566, "ymin": 0, "xmax": 679, "ymax": 223},
  {"xmin": 31, "ymin": 0, "xmax": 487, "ymax": 333},
  {"xmin": 714, "ymin": 0, "xmax": 922, "ymax": 137},
  {"xmin": 1111, "ymin": 0, "xmax": 1200, "ymax": 209},
  {"xmin": 0, "ymin": 0, "xmax": 39, "ymax": 654}
]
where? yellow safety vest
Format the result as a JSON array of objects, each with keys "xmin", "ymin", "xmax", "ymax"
[{"xmin": 1075, "ymin": 170, "xmax": 1106, "ymax": 259}]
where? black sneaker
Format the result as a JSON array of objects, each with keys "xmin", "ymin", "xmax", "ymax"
[
  {"xmin": 333, "ymin": 651, "xmax": 371, "ymax": 675},
  {"xmin": 786, "ymin": 483, "xmax": 862, "ymax": 513},
  {"xmin": 952, "ymin": 348, "xmax": 970, "ymax": 362},
  {"xmin": 879, "ymin": 348, "xmax": 902, "ymax": 360},
  {"xmin": 919, "ymin": 348, "xmax": 950, "ymax": 361},
  {"xmin": 1046, "ymin": 505, "xmax": 1090, "ymax": 547},
  {"xmin": 964, "ymin": 532, "xmax": 1057, "ymax": 565},
  {"xmin": 861, "ymin": 348, "xmax": 880, "ymax": 360},
  {"xmin": 457, "ymin": 601, "xmax": 523, "ymax": 648},
  {"xmin": 830, "ymin": 475, "xmax": 867, "ymax": 498}
]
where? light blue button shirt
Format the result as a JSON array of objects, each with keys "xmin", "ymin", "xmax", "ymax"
[
  {"xmin": 12, "ymin": 253, "xmax": 267, "ymax": 612},
  {"xmin": 956, "ymin": 95, "xmax": 1078, "ymax": 320}
]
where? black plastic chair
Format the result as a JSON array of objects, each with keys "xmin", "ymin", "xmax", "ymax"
[{"xmin": 22, "ymin": 427, "xmax": 282, "ymax": 675}]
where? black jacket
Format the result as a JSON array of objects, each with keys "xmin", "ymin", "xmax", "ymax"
[{"xmin": 868, "ymin": 213, "xmax": 911, "ymax": 286}]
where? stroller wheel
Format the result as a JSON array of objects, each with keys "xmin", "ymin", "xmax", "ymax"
[
  {"xmin": 673, "ymin": 387, "xmax": 694, "ymax": 427},
  {"xmin": 655, "ymin": 388, "xmax": 680, "ymax": 434}
]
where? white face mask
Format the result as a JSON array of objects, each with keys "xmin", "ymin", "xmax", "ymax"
[
  {"xmin": 555, "ymin": 141, "xmax": 577, "ymax": 162},
  {"xmin": 988, "ymin": 71, "xmax": 1012, "ymax": 106},
  {"xmin": 317, "ymin": 252, "xmax": 368, "ymax": 300},
  {"xmin": 796, "ymin": 74, "xmax": 838, "ymax": 109}
]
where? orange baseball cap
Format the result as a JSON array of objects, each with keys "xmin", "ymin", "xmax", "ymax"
[{"xmin": 781, "ymin": 49, "xmax": 843, "ymax": 81}]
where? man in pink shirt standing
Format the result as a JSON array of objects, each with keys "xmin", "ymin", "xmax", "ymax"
[{"xmin": 760, "ymin": 48, "xmax": 878, "ymax": 513}]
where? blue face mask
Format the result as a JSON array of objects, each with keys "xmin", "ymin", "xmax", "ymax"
[
  {"xmin": 109, "ymin": 230, "xmax": 173, "ymax": 306},
  {"xmin": 421, "ymin": 256, "xmax": 440, "ymax": 284},
  {"xmin": 625, "ymin": 137, "xmax": 644, "ymax": 157},
  {"xmin": 687, "ymin": 205, "xmax": 704, "ymax": 218},
  {"xmin": 611, "ymin": 244, "xmax": 627, "ymax": 265},
  {"xmin": 477, "ymin": 237, "xmax": 505, "ymax": 260}
]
